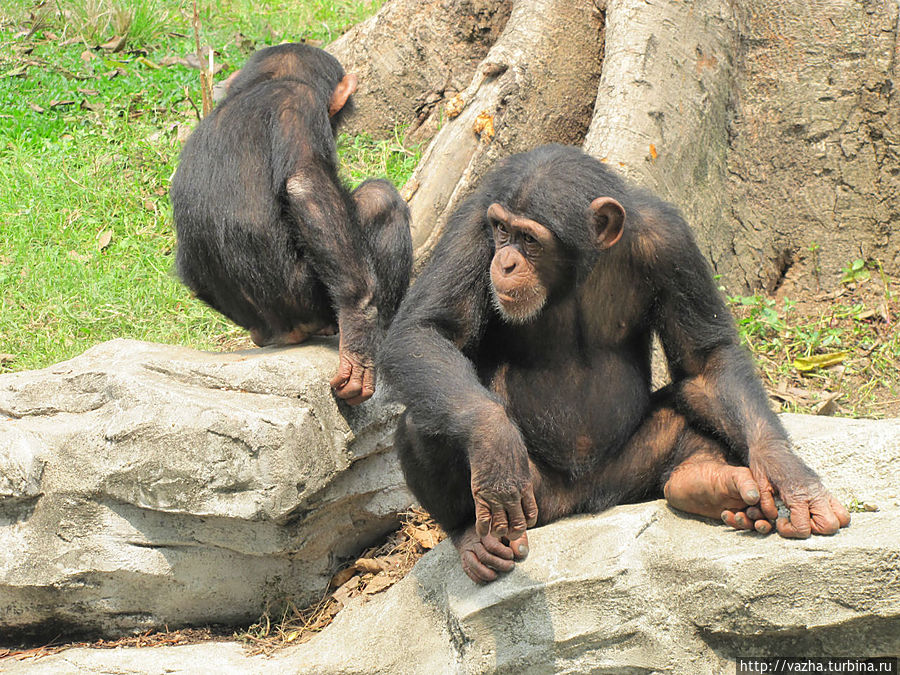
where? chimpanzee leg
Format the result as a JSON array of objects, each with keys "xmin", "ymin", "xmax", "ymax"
[
  {"xmin": 573, "ymin": 391, "xmax": 772, "ymax": 533},
  {"xmin": 350, "ymin": 179, "xmax": 412, "ymax": 330}
]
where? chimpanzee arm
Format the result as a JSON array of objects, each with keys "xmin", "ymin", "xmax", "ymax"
[
  {"xmin": 647, "ymin": 205, "xmax": 848, "ymax": 537},
  {"xmin": 381, "ymin": 201, "xmax": 499, "ymax": 434},
  {"xmin": 380, "ymin": 200, "xmax": 539, "ymax": 539},
  {"xmin": 275, "ymin": 97, "xmax": 379, "ymax": 402}
]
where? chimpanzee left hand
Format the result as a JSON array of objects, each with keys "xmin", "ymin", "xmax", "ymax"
[
  {"xmin": 330, "ymin": 313, "xmax": 378, "ymax": 404},
  {"xmin": 723, "ymin": 443, "xmax": 851, "ymax": 537}
]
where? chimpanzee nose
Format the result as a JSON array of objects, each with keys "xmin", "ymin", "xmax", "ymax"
[{"xmin": 498, "ymin": 248, "xmax": 517, "ymax": 275}]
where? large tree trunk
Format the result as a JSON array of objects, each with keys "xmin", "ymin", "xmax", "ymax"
[
  {"xmin": 327, "ymin": 1, "xmax": 513, "ymax": 139},
  {"xmin": 337, "ymin": 0, "xmax": 900, "ymax": 290}
]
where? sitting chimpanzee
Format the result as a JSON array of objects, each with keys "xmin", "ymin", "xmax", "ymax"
[
  {"xmin": 380, "ymin": 144, "xmax": 850, "ymax": 583},
  {"xmin": 171, "ymin": 44, "xmax": 412, "ymax": 405}
]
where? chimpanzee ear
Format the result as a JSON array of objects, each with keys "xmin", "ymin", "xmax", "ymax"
[
  {"xmin": 329, "ymin": 73, "xmax": 358, "ymax": 117},
  {"xmin": 589, "ymin": 196, "xmax": 625, "ymax": 249}
]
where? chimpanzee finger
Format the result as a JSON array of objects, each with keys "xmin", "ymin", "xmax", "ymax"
[
  {"xmin": 808, "ymin": 495, "xmax": 842, "ymax": 535},
  {"xmin": 759, "ymin": 490, "xmax": 779, "ymax": 522},
  {"xmin": 460, "ymin": 550, "xmax": 497, "ymax": 584},
  {"xmin": 504, "ymin": 500, "xmax": 529, "ymax": 541},
  {"xmin": 522, "ymin": 486, "xmax": 539, "ymax": 528},
  {"xmin": 474, "ymin": 498, "xmax": 492, "ymax": 538},
  {"xmin": 342, "ymin": 368, "xmax": 375, "ymax": 406},
  {"xmin": 480, "ymin": 534, "xmax": 515, "ymax": 560},
  {"xmin": 831, "ymin": 496, "xmax": 851, "ymax": 528},
  {"xmin": 329, "ymin": 359, "xmax": 352, "ymax": 390},
  {"xmin": 361, "ymin": 366, "xmax": 376, "ymax": 400},
  {"xmin": 775, "ymin": 501, "xmax": 812, "ymax": 539},
  {"xmin": 746, "ymin": 506, "xmax": 763, "ymax": 521},
  {"xmin": 489, "ymin": 504, "xmax": 509, "ymax": 538},
  {"xmin": 754, "ymin": 519, "xmax": 773, "ymax": 534},
  {"xmin": 472, "ymin": 541, "xmax": 515, "ymax": 573},
  {"xmin": 721, "ymin": 510, "xmax": 754, "ymax": 530}
]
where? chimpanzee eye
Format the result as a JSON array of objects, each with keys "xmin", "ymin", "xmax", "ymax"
[
  {"xmin": 523, "ymin": 233, "xmax": 536, "ymax": 245},
  {"xmin": 495, "ymin": 222, "xmax": 508, "ymax": 235}
]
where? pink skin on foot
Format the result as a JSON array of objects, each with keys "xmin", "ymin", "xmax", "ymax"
[{"xmin": 663, "ymin": 458, "xmax": 775, "ymax": 534}]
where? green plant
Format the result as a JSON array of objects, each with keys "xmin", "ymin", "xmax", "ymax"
[{"xmin": 841, "ymin": 258, "xmax": 870, "ymax": 285}]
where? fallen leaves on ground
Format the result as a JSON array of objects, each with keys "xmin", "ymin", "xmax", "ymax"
[
  {"xmin": 238, "ymin": 507, "xmax": 445, "ymax": 655},
  {"xmin": 0, "ymin": 628, "xmax": 234, "ymax": 662}
]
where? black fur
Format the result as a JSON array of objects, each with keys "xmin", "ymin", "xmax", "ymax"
[
  {"xmin": 171, "ymin": 43, "xmax": 410, "ymax": 361},
  {"xmin": 380, "ymin": 144, "xmax": 793, "ymax": 533}
]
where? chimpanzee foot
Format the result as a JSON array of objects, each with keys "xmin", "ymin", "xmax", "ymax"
[
  {"xmin": 314, "ymin": 324, "xmax": 338, "ymax": 336},
  {"xmin": 663, "ymin": 457, "xmax": 773, "ymax": 534},
  {"xmin": 249, "ymin": 327, "xmax": 311, "ymax": 347},
  {"xmin": 454, "ymin": 526, "xmax": 529, "ymax": 584}
]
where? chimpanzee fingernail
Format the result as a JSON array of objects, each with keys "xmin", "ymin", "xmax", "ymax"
[
  {"xmin": 517, "ymin": 544, "xmax": 528, "ymax": 558},
  {"xmin": 721, "ymin": 513, "xmax": 729, "ymax": 524},
  {"xmin": 747, "ymin": 489, "xmax": 759, "ymax": 501}
]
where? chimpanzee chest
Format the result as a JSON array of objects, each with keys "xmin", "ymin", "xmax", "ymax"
[{"xmin": 490, "ymin": 349, "xmax": 651, "ymax": 477}]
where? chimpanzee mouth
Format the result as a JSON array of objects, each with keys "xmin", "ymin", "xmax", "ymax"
[{"xmin": 492, "ymin": 288, "xmax": 546, "ymax": 324}]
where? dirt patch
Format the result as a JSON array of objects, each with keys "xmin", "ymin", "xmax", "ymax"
[{"xmin": 732, "ymin": 260, "xmax": 899, "ymax": 418}]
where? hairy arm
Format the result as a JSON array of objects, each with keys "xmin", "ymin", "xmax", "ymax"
[
  {"xmin": 380, "ymin": 200, "xmax": 538, "ymax": 539},
  {"xmin": 276, "ymin": 94, "xmax": 379, "ymax": 403},
  {"xmin": 648, "ymin": 207, "xmax": 849, "ymax": 537}
]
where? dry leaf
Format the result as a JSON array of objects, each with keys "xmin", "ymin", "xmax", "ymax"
[
  {"xmin": 67, "ymin": 250, "xmax": 90, "ymax": 263},
  {"xmin": 813, "ymin": 392, "xmax": 841, "ymax": 416},
  {"xmin": 329, "ymin": 567, "xmax": 356, "ymax": 588},
  {"xmin": 77, "ymin": 88, "xmax": 99, "ymax": 96},
  {"xmin": 445, "ymin": 93, "xmax": 465, "ymax": 118},
  {"xmin": 409, "ymin": 527, "xmax": 439, "ymax": 550},
  {"xmin": 0, "ymin": 354, "xmax": 16, "ymax": 365},
  {"xmin": 649, "ymin": 143, "xmax": 658, "ymax": 160},
  {"xmin": 473, "ymin": 111, "xmax": 495, "ymax": 140},
  {"xmin": 332, "ymin": 575, "xmax": 361, "ymax": 606},
  {"xmin": 143, "ymin": 199, "xmax": 157, "ymax": 213},
  {"xmin": 80, "ymin": 100, "xmax": 104, "ymax": 113},
  {"xmin": 354, "ymin": 558, "xmax": 385, "ymax": 574},
  {"xmin": 400, "ymin": 179, "xmax": 419, "ymax": 202},
  {"xmin": 100, "ymin": 35, "xmax": 126, "ymax": 52},
  {"xmin": 49, "ymin": 99, "xmax": 75, "ymax": 108},
  {"xmin": 793, "ymin": 351, "xmax": 849, "ymax": 372},
  {"xmin": 97, "ymin": 230, "xmax": 113, "ymax": 251},
  {"xmin": 362, "ymin": 573, "xmax": 395, "ymax": 596},
  {"xmin": 28, "ymin": 102, "xmax": 45, "ymax": 113}
]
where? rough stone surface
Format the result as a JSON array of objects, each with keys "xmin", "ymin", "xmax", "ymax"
[
  {"xmin": 0, "ymin": 339, "xmax": 410, "ymax": 639},
  {"xmin": 6, "ymin": 414, "xmax": 898, "ymax": 673}
]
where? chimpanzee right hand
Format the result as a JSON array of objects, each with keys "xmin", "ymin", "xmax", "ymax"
[{"xmin": 469, "ymin": 409, "xmax": 539, "ymax": 542}]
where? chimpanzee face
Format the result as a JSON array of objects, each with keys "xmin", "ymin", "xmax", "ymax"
[
  {"xmin": 486, "ymin": 197, "xmax": 625, "ymax": 324},
  {"xmin": 487, "ymin": 203, "xmax": 562, "ymax": 323}
]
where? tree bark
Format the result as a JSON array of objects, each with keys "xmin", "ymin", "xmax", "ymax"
[
  {"xmin": 327, "ymin": 0, "xmax": 512, "ymax": 139},
  {"xmin": 337, "ymin": 0, "xmax": 900, "ymax": 290},
  {"xmin": 404, "ymin": 0, "xmax": 604, "ymax": 263}
]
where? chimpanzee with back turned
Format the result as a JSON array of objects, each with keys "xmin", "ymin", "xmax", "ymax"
[
  {"xmin": 379, "ymin": 144, "xmax": 850, "ymax": 584},
  {"xmin": 171, "ymin": 44, "xmax": 412, "ymax": 405}
]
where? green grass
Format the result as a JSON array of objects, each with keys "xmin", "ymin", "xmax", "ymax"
[
  {"xmin": 729, "ymin": 281, "xmax": 900, "ymax": 417},
  {"xmin": 0, "ymin": 0, "xmax": 419, "ymax": 372}
]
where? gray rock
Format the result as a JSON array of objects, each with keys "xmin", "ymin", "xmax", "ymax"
[
  {"xmin": 0, "ymin": 339, "xmax": 411, "ymax": 638},
  {"xmin": 4, "ymin": 414, "xmax": 897, "ymax": 674}
]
